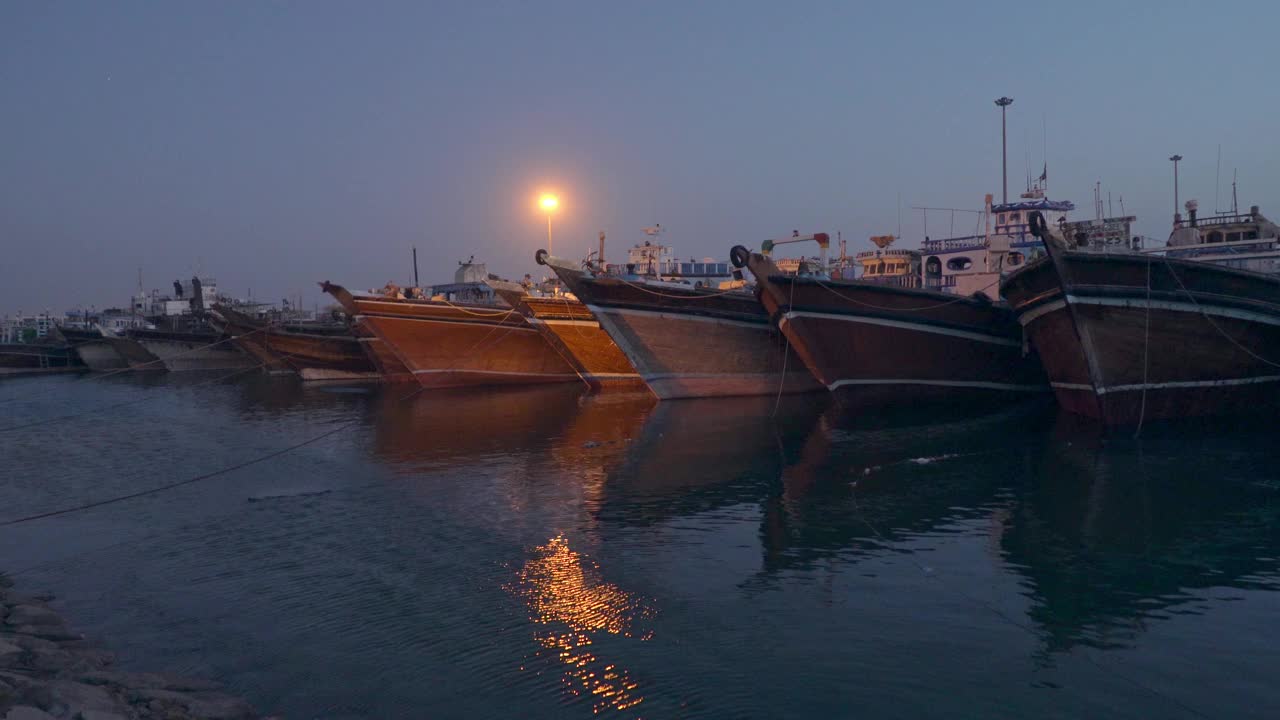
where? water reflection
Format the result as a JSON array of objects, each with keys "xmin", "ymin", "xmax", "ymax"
[
  {"xmin": 508, "ymin": 535, "xmax": 654, "ymax": 715},
  {"xmin": 760, "ymin": 403, "xmax": 1047, "ymax": 571},
  {"xmin": 371, "ymin": 384, "xmax": 589, "ymax": 472},
  {"xmin": 584, "ymin": 394, "xmax": 828, "ymax": 526},
  {"xmin": 999, "ymin": 415, "xmax": 1280, "ymax": 652}
]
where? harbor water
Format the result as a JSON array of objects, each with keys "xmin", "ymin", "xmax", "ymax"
[{"xmin": 2, "ymin": 373, "xmax": 1279, "ymax": 718}]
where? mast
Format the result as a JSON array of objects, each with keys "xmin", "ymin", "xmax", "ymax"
[{"xmin": 995, "ymin": 97, "xmax": 1014, "ymax": 204}]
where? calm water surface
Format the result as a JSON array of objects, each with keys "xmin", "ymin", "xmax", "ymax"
[{"xmin": 2, "ymin": 373, "xmax": 1278, "ymax": 718}]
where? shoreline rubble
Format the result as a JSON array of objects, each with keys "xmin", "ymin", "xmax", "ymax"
[{"xmin": 0, "ymin": 575, "xmax": 264, "ymax": 720}]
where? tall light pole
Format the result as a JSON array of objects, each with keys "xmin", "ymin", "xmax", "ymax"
[
  {"xmin": 995, "ymin": 97, "xmax": 1014, "ymax": 204},
  {"xmin": 539, "ymin": 193, "xmax": 559, "ymax": 255},
  {"xmin": 1169, "ymin": 154, "xmax": 1183, "ymax": 219}
]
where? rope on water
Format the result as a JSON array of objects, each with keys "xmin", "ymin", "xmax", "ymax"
[
  {"xmin": 771, "ymin": 277, "xmax": 796, "ymax": 418},
  {"xmin": 0, "ymin": 376, "xmax": 434, "ymax": 527}
]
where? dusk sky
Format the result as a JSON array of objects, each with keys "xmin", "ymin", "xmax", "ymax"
[{"xmin": 3, "ymin": 0, "xmax": 1277, "ymax": 313}]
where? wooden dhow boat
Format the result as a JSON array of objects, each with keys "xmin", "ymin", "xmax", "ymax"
[
  {"xmin": 98, "ymin": 327, "xmax": 165, "ymax": 371},
  {"xmin": 210, "ymin": 307, "xmax": 379, "ymax": 381},
  {"xmin": 485, "ymin": 278, "xmax": 645, "ymax": 392},
  {"xmin": 54, "ymin": 326, "xmax": 128, "ymax": 371},
  {"xmin": 536, "ymin": 250, "xmax": 821, "ymax": 399},
  {"xmin": 1001, "ymin": 202, "xmax": 1280, "ymax": 424},
  {"xmin": 320, "ymin": 281, "xmax": 579, "ymax": 389},
  {"xmin": 732, "ymin": 225, "xmax": 1047, "ymax": 408},
  {"xmin": 125, "ymin": 326, "xmax": 255, "ymax": 372}
]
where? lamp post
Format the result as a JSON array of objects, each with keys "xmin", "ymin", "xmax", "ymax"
[
  {"xmin": 1169, "ymin": 154, "xmax": 1183, "ymax": 220},
  {"xmin": 539, "ymin": 193, "xmax": 559, "ymax": 255},
  {"xmin": 994, "ymin": 97, "xmax": 1013, "ymax": 204}
]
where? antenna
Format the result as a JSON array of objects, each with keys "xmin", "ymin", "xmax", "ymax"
[
  {"xmin": 1232, "ymin": 169, "xmax": 1239, "ymax": 214},
  {"xmin": 1215, "ymin": 144, "xmax": 1222, "ymax": 213},
  {"xmin": 1119, "ymin": 194, "xmax": 1126, "ymax": 216},
  {"xmin": 897, "ymin": 192, "xmax": 902, "ymax": 238},
  {"xmin": 1108, "ymin": 192, "xmax": 1113, "ymax": 217}
]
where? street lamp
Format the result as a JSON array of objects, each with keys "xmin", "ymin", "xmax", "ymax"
[
  {"xmin": 994, "ymin": 97, "xmax": 1013, "ymax": 204},
  {"xmin": 539, "ymin": 193, "xmax": 559, "ymax": 255},
  {"xmin": 1169, "ymin": 155, "xmax": 1183, "ymax": 220}
]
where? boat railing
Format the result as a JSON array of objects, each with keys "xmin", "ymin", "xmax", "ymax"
[
  {"xmin": 1177, "ymin": 213, "xmax": 1258, "ymax": 229},
  {"xmin": 922, "ymin": 235, "xmax": 984, "ymax": 253}
]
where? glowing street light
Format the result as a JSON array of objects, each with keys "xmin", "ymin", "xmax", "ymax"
[{"xmin": 539, "ymin": 193, "xmax": 560, "ymax": 255}]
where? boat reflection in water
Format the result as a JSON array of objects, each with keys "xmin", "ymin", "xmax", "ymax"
[
  {"xmin": 999, "ymin": 415, "xmax": 1280, "ymax": 653},
  {"xmin": 758, "ymin": 401, "xmax": 1051, "ymax": 582},
  {"xmin": 371, "ymin": 384, "xmax": 589, "ymax": 473},
  {"xmin": 507, "ymin": 534, "xmax": 655, "ymax": 715},
  {"xmin": 582, "ymin": 394, "xmax": 828, "ymax": 527}
]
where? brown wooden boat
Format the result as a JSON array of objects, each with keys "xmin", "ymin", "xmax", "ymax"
[
  {"xmin": 732, "ymin": 239, "xmax": 1047, "ymax": 409},
  {"xmin": 320, "ymin": 281, "xmax": 579, "ymax": 389},
  {"xmin": 485, "ymin": 279, "xmax": 645, "ymax": 392},
  {"xmin": 211, "ymin": 307, "xmax": 379, "ymax": 381},
  {"xmin": 536, "ymin": 251, "xmax": 820, "ymax": 399},
  {"xmin": 54, "ymin": 326, "xmax": 127, "ymax": 371},
  {"xmin": 1001, "ymin": 209, "xmax": 1280, "ymax": 424},
  {"xmin": 206, "ymin": 310, "xmax": 292, "ymax": 374}
]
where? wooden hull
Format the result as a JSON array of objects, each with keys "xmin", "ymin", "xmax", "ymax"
[
  {"xmin": 1003, "ymin": 251, "xmax": 1280, "ymax": 424},
  {"xmin": 58, "ymin": 328, "xmax": 127, "ymax": 371},
  {"xmin": 101, "ymin": 334, "xmax": 165, "ymax": 371},
  {"xmin": 209, "ymin": 314, "xmax": 292, "ymax": 374},
  {"xmin": 259, "ymin": 328, "xmax": 375, "ymax": 377},
  {"xmin": 541, "ymin": 259, "xmax": 820, "ymax": 399},
  {"xmin": 745, "ymin": 253, "xmax": 1046, "ymax": 409},
  {"xmin": 130, "ymin": 330, "xmax": 255, "ymax": 372},
  {"xmin": 326, "ymin": 289, "xmax": 579, "ymax": 389},
  {"xmin": 353, "ymin": 325, "xmax": 415, "ymax": 383},
  {"xmin": 492, "ymin": 287, "xmax": 646, "ymax": 392},
  {"xmin": 74, "ymin": 343, "xmax": 127, "ymax": 371}
]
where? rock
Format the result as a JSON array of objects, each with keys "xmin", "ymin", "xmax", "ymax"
[
  {"xmin": 3, "ymin": 707, "xmax": 56, "ymax": 720},
  {"xmin": 76, "ymin": 712, "xmax": 129, "ymax": 720},
  {"xmin": 47, "ymin": 680, "xmax": 124, "ymax": 716},
  {"xmin": 5, "ymin": 633, "xmax": 60, "ymax": 655},
  {"xmin": 4, "ymin": 606, "xmax": 61, "ymax": 628},
  {"xmin": 0, "ymin": 638, "xmax": 22, "ymax": 668},
  {"xmin": 6, "ymin": 625, "xmax": 80, "ymax": 643},
  {"xmin": 185, "ymin": 693, "xmax": 256, "ymax": 720}
]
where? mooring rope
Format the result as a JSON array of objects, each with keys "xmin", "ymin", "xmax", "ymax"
[
  {"xmin": 1158, "ymin": 253, "xmax": 1280, "ymax": 369},
  {"xmin": 1134, "ymin": 258, "xmax": 1153, "ymax": 438},
  {"xmin": 770, "ymin": 277, "xmax": 796, "ymax": 418}
]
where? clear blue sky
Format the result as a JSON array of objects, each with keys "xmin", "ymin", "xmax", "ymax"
[{"xmin": 3, "ymin": 0, "xmax": 1276, "ymax": 312}]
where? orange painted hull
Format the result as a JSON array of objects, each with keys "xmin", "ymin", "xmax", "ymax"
[
  {"xmin": 493, "ymin": 289, "xmax": 645, "ymax": 392},
  {"xmin": 349, "ymin": 296, "xmax": 580, "ymax": 389}
]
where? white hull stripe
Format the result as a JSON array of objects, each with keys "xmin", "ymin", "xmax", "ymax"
[
  {"xmin": 355, "ymin": 314, "xmax": 537, "ymax": 332},
  {"xmin": 781, "ymin": 310, "xmax": 1020, "ymax": 348},
  {"xmin": 531, "ymin": 318, "xmax": 600, "ymax": 328},
  {"xmin": 644, "ymin": 371, "xmax": 810, "ymax": 381},
  {"xmin": 589, "ymin": 305, "xmax": 767, "ymax": 330},
  {"xmin": 1052, "ymin": 375, "xmax": 1280, "ymax": 395},
  {"xmin": 828, "ymin": 378, "xmax": 1047, "ymax": 392},
  {"xmin": 412, "ymin": 369, "xmax": 580, "ymax": 378},
  {"xmin": 1020, "ymin": 296, "xmax": 1280, "ymax": 328}
]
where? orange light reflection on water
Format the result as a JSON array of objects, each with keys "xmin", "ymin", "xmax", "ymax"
[{"xmin": 508, "ymin": 535, "xmax": 655, "ymax": 715}]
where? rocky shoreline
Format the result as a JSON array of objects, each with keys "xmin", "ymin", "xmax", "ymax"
[{"xmin": 0, "ymin": 575, "xmax": 264, "ymax": 720}]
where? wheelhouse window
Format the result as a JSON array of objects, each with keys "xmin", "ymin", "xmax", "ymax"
[{"xmin": 946, "ymin": 257, "xmax": 973, "ymax": 271}]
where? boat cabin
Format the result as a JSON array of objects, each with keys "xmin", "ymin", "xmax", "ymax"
[
  {"xmin": 855, "ymin": 236, "xmax": 921, "ymax": 288},
  {"xmin": 1166, "ymin": 200, "xmax": 1280, "ymax": 273},
  {"xmin": 921, "ymin": 192, "xmax": 1075, "ymax": 295}
]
